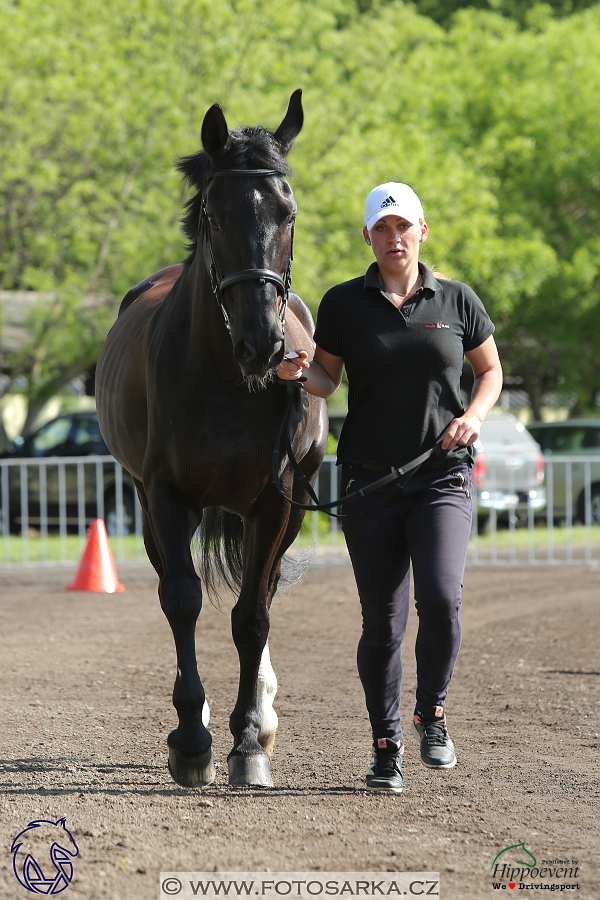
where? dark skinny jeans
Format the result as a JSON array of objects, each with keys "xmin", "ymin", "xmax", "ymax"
[{"xmin": 340, "ymin": 461, "xmax": 473, "ymax": 747}]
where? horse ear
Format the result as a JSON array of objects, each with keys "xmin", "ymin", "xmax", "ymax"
[
  {"xmin": 201, "ymin": 104, "xmax": 230, "ymax": 157},
  {"xmin": 274, "ymin": 89, "xmax": 303, "ymax": 156}
]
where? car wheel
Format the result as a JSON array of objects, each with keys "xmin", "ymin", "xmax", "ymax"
[
  {"xmin": 576, "ymin": 484, "xmax": 600, "ymax": 525},
  {"xmin": 104, "ymin": 488, "xmax": 136, "ymax": 536}
]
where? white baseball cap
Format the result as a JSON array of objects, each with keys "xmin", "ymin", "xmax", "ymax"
[{"xmin": 364, "ymin": 183, "xmax": 424, "ymax": 231}]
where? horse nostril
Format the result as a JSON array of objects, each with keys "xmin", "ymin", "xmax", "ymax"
[{"xmin": 235, "ymin": 339, "xmax": 257, "ymax": 364}]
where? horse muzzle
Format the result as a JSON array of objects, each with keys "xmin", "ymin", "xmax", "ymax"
[{"xmin": 233, "ymin": 336, "xmax": 285, "ymax": 377}]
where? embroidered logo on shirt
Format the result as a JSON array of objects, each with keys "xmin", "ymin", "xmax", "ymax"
[
  {"xmin": 380, "ymin": 195, "xmax": 397, "ymax": 209},
  {"xmin": 425, "ymin": 322, "xmax": 450, "ymax": 329}
]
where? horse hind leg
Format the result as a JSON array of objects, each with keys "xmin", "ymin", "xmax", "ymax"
[{"xmin": 257, "ymin": 641, "xmax": 277, "ymax": 756}]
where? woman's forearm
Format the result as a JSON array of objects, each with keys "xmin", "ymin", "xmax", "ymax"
[
  {"xmin": 300, "ymin": 358, "xmax": 340, "ymax": 398},
  {"xmin": 466, "ymin": 367, "xmax": 503, "ymax": 425},
  {"xmin": 276, "ymin": 348, "xmax": 343, "ymax": 398}
]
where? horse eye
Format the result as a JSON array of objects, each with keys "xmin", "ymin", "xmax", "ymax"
[{"xmin": 208, "ymin": 214, "xmax": 219, "ymax": 229}]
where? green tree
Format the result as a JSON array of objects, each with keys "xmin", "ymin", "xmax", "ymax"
[
  {"xmin": 1, "ymin": 0, "xmax": 599, "ymax": 433},
  {"xmin": 411, "ymin": 0, "xmax": 599, "ymax": 28}
]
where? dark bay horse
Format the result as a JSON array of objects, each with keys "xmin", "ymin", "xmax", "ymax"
[{"xmin": 95, "ymin": 91, "xmax": 327, "ymax": 788}]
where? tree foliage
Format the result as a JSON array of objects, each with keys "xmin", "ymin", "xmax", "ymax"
[
  {"xmin": 0, "ymin": 0, "xmax": 599, "ymax": 432},
  {"xmin": 411, "ymin": 0, "xmax": 599, "ymax": 27}
]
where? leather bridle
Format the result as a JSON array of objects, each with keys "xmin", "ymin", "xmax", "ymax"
[{"xmin": 200, "ymin": 168, "xmax": 295, "ymax": 335}]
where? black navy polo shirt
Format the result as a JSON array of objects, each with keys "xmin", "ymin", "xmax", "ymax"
[{"xmin": 314, "ymin": 262, "xmax": 495, "ymax": 469}]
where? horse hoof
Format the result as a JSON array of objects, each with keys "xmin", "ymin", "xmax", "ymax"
[
  {"xmin": 168, "ymin": 745, "xmax": 216, "ymax": 788},
  {"xmin": 228, "ymin": 753, "xmax": 273, "ymax": 787}
]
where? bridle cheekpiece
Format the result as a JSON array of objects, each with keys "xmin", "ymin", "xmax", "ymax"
[{"xmin": 200, "ymin": 169, "xmax": 295, "ymax": 336}]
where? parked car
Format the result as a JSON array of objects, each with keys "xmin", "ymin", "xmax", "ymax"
[
  {"xmin": 0, "ymin": 411, "xmax": 136, "ymax": 534},
  {"xmin": 525, "ymin": 418, "xmax": 600, "ymax": 524},
  {"xmin": 472, "ymin": 414, "xmax": 546, "ymax": 525}
]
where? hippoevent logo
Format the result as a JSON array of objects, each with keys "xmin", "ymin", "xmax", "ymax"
[
  {"xmin": 11, "ymin": 817, "xmax": 79, "ymax": 894},
  {"xmin": 490, "ymin": 842, "xmax": 581, "ymax": 891}
]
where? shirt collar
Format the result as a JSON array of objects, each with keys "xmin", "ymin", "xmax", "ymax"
[{"xmin": 364, "ymin": 261, "xmax": 442, "ymax": 296}]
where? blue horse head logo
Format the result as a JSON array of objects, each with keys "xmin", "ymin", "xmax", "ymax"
[{"xmin": 11, "ymin": 817, "xmax": 79, "ymax": 894}]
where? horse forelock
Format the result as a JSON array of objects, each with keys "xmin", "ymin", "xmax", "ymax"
[{"xmin": 177, "ymin": 127, "xmax": 293, "ymax": 260}]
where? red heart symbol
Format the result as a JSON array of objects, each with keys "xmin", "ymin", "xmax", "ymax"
[{"xmin": 509, "ymin": 885, "xmax": 516, "ymax": 890}]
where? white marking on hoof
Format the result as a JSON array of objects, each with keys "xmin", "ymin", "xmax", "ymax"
[
  {"xmin": 202, "ymin": 699, "xmax": 210, "ymax": 728},
  {"xmin": 257, "ymin": 641, "xmax": 278, "ymax": 755}
]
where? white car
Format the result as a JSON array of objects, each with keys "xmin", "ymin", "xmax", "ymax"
[{"xmin": 473, "ymin": 414, "xmax": 546, "ymax": 520}]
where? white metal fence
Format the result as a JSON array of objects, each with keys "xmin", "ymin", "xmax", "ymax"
[
  {"xmin": 0, "ymin": 454, "xmax": 144, "ymax": 567},
  {"xmin": 291, "ymin": 454, "xmax": 600, "ymax": 568},
  {"xmin": 1, "ymin": 454, "xmax": 599, "ymax": 568}
]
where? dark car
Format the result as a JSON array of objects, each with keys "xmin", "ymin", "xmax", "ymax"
[
  {"xmin": 0, "ymin": 411, "xmax": 136, "ymax": 534},
  {"xmin": 525, "ymin": 418, "xmax": 600, "ymax": 524}
]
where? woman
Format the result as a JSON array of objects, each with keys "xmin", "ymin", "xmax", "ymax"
[{"xmin": 277, "ymin": 183, "xmax": 502, "ymax": 792}]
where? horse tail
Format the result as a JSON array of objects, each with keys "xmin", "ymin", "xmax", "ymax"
[{"xmin": 193, "ymin": 507, "xmax": 244, "ymax": 603}]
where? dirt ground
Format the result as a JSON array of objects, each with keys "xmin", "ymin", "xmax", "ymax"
[{"xmin": 0, "ymin": 559, "xmax": 599, "ymax": 899}]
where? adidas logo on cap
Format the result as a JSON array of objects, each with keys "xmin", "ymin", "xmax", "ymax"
[{"xmin": 365, "ymin": 182, "xmax": 425, "ymax": 231}]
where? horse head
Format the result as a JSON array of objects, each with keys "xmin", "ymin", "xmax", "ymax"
[{"xmin": 195, "ymin": 90, "xmax": 303, "ymax": 378}]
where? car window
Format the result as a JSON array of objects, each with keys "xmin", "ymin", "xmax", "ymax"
[
  {"xmin": 72, "ymin": 417, "xmax": 105, "ymax": 450},
  {"xmin": 525, "ymin": 426, "xmax": 543, "ymax": 445},
  {"xmin": 543, "ymin": 428, "xmax": 587, "ymax": 453},
  {"xmin": 582, "ymin": 427, "xmax": 600, "ymax": 449},
  {"xmin": 29, "ymin": 418, "xmax": 73, "ymax": 456}
]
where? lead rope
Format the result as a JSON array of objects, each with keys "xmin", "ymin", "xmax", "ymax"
[{"xmin": 272, "ymin": 382, "xmax": 444, "ymax": 519}]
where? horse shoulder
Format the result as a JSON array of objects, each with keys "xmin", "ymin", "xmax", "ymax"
[
  {"xmin": 118, "ymin": 263, "xmax": 185, "ymax": 317},
  {"xmin": 287, "ymin": 291, "xmax": 315, "ymax": 336},
  {"xmin": 286, "ymin": 292, "xmax": 317, "ymax": 355}
]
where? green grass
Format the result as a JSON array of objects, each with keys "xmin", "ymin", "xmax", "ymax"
[
  {"xmin": 1, "ymin": 522, "xmax": 598, "ymax": 567},
  {"xmin": 294, "ymin": 519, "xmax": 599, "ymax": 556},
  {"xmin": 0, "ymin": 532, "xmax": 146, "ymax": 565},
  {"xmin": 471, "ymin": 523, "xmax": 599, "ymax": 549}
]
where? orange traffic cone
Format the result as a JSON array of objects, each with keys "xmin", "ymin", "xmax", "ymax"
[{"xmin": 67, "ymin": 519, "xmax": 125, "ymax": 593}]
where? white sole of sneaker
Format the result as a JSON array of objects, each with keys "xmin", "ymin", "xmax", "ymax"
[
  {"xmin": 419, "ymin": 756, "xmax": 457, "ymax": 769},
  {"xmin": 366, "ymin": 784, "xmax": 403, "ymax": 793}
]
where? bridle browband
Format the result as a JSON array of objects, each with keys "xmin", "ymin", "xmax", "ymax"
[{"xmin": 200, "ymin": 168, "xmax": 295, "ymax": 336}]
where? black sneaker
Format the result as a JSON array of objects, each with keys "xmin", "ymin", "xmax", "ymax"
[
  {"xmin": 365, "ymin": 738, "xmax": 403, "ymax": 792},
  {"xmin": 411, "ymin": 707, "xmax": 456, "ymax": 769}
]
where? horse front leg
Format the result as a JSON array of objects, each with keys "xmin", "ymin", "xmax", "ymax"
[
  {"xmin": 228, "ymin": 481, "xmax": 293, "ymax": 787},
  {"xmin": 146, "ymin": 478, "xmax": 215, "ymax": 788}
]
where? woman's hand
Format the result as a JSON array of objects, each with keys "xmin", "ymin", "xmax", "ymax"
[
  {"xmin": 439, "ymin": 335, "xmax": 503, "ymax": 449},
  {"xmin": 276, "ymin": 346, "xmax": 343, "ymax": 398},
  {"xmin": 439, "ymin": 413, "xmax": 483, "ymax": 450},
  {"xmin": 276, "ymin": 349, "xmax": 310, "ymax": 381}
]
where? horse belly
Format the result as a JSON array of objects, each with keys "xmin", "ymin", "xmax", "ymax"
[{"xmin": 96, "ymin": 309, "xmax": 151, "ymax": 481}]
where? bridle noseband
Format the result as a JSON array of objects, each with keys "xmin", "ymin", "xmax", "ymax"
[{"xmin": 200, "ymin": 168, "xmax": 295, "ymax": 336}]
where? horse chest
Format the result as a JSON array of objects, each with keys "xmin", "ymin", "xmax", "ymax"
[{"xmin": 163, "ymin": 410, "xmax": 276, "ymax": 483}]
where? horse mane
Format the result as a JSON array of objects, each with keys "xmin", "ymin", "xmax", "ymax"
[{"xmin": 176, "ymin": 126, "xmax": 293, "ymax": 261}]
